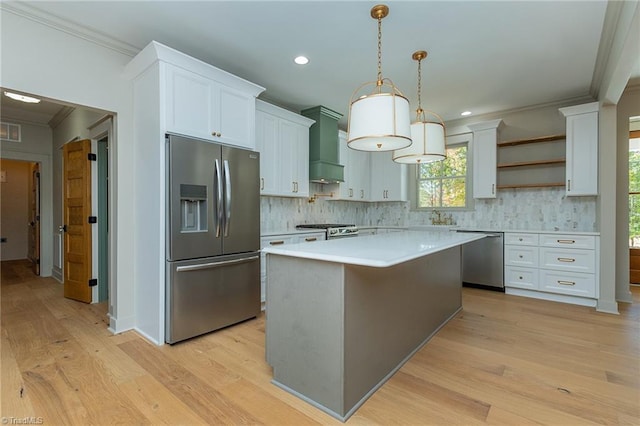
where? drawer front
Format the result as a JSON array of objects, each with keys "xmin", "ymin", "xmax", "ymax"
[
  {"xmin": 505, "ymin": 246, "xmax": 539, "ymax": 267},
  {"xmin": 539, "ymin": 269, "xmax": 596, "ymax": 298},
  {"xmin": 505, "ymin": 266, "xmax": 538, "ymax": 290},
  {"xmin": 505, "ymin": 233, "xmax": 539, "ymax": 246},
  {"xmin": 539, "ymin": 248, "xmax": 595, "ymax": 273},
  {"xmin": 297, "ymin": 232, "xmax": 325, "ymax": 243},
  {"xmin": 539, "ymin": 234, "xmax": 595, "ymax": 249}
]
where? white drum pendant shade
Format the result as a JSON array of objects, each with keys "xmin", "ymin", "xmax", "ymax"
[
  {"xmin": 393, "ymin": 121, "xmax": 446, "ymax": 163},
  {"xmin": 347, "ymin": 92, "xmax": 412, "ymax": 152}
]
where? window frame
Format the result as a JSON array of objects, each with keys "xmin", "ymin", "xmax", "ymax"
[{"xmin": 409, "ymin": 133, "xmax": 474, "ymax": 211}]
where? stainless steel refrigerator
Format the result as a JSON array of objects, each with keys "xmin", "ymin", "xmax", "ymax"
[{"xmin": 165, "ymin": 133, "xmax": 260, "ymax": 344}]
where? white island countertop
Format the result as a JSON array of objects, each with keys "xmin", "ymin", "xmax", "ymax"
[{"xmin": 262, "ymin": 230, "xmax": 485, "ymax": 268}]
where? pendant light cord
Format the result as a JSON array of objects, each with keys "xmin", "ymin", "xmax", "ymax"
[
  {"xmin": 416, "ymin": 56, "xmax": 423, "ymax": 117},
  {"xmin": 377, "ymin": 17, "xmax": 383, "ymax": 86}
]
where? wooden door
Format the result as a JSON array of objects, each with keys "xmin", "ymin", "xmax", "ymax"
[
  {"xmin": 28, "ymin": 163, "xmax": 41, "ymax": 275},
  {"xmin": 63, "ymin": 139, "xmax": 92, "ymax": 303}
]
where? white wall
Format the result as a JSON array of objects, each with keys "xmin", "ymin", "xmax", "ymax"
[
  {"xmin": 0, "ymin": 159, "xmax": 30, "ymax": 260},
  {"xmin": 1, "ymin": 6, "xmax": 136, "ymax": 332}
]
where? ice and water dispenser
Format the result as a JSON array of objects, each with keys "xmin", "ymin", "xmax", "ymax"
[{"xmin": 179, "ymin": 184, "xmax": 207, "ymax": 232}]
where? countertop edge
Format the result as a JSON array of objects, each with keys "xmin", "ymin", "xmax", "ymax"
[{"xmin": 262, "ymin": 231, "xmax": 485, "ymax": 268}]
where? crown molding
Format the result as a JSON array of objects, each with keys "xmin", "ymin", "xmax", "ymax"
[{"xmin": 1, "ymin": 2, "xmax": 140, "ymax": 58}]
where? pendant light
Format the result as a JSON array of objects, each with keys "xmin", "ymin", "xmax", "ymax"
[
  {"xmin": 393, "ymin": 50, "xmax": 446, "ymax": 163},
  {"xmin": 347, "ymin": 4, "xmax": 412, "ymax": 152}
]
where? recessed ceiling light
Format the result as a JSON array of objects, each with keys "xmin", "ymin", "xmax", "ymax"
[
  {"xmin": 294, "ymin": 56, "xmax": 309, "ymax": 65},
  {"xmin": 4, "ymin": 91, "xmax": 41, "ymax": 103},
  {"xmin": 461, "ymin": 111, "xmax": 472, "ymax": 116}
]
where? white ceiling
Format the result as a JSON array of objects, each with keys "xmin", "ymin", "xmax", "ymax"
[{"xmin": 2, "ymin": 1, "xmax": 639, "ymax": 128}]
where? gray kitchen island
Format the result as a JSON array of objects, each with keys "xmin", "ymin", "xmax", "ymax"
[{"xmin": 262, "ymin": 230, "xmax": 484, "ymax": 421}]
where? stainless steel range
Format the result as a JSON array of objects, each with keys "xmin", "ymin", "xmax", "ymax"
[{"xmin": 296, "ymin": 224, "xmax": 359, "ymax": 239}]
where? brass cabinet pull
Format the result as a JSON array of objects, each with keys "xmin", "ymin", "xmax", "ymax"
[
  {"xmin": 557, "ymin": 280, "xmax": 576, "ymax": 286},
  {"xmin": 567, "ymin": 179, "xmax": 571, "ymax": 191},
  {"xmin": 519, "ymin": 276, "xmax": 523, "ymax": 280},
  {"xmin": 518, "ymin": 255, "xmax": 524, "ymax": 259},
  {"xmin": 349, "ymin": 188, "xmax": 353, "ymax": 197},
  {"xmin": 211, "ymin": 131, "xmax": 222, "ymax": 137},
  {"xmin": 557, "ymin": 239, "xmax": 575, "ymax": 244},
  {"xmin": 557, "ymin": 257, "xmax": 576, "ymax": 263},
  {"xmin": 304, "ymin": 237, "xmax": 317, "ymax": 242},
  {"xmin": 269, "ymin": 240, "xmax": 285, "ymax": 245},
  {"xmin": 492, "ymin": 183, "xmax": 495, "ymax": 194},
  {"xmin": 260, "ymin": 177, "xmax": 264, "ymax": 190},
  {"xmin": 518, "ymin": 238, "xmax": 523, "ymax": 241},
  {"xmin": 361, "ymin": 189, "xmax": 364, "ymax": 199}
]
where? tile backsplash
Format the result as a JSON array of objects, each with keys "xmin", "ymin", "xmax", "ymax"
[{"xmin": 261, "ymin": 186, "xmax": 597, "ymax": 233}]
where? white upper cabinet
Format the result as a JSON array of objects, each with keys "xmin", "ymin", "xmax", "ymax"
[
  {"xmin": 165, "ymin": 64, "xmax": 258, "ymax": 149},
  {"xmin": 369, "ymin": 151, "xmax": 407, "ymax": 202},
  {"xmin": 255, "ymin": 100, "xmax": 314, "ymax": 197},
  {"xmin": 559, "ymin": 102, "xmax": 599, "ymax": 196},
  {"xmin": 256, "ymin": 109, "xmax": 279, "ymax": 194},
  {"xmin": 333, "ymin": 131, "xmax": 370, "ymax": 200},
  {"xmin": 468, "ymin": 119, "xmax": 503, "ymax": 199}
]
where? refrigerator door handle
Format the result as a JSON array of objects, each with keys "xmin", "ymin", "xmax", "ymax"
[
  {"xmin": 215, "ymin": 159, "xmax": 223, "ymax": 238},
  {"xmin": 223, "ymin": 159, "xmax": 231, "ymax": 237},
  {"xmin": 175, "ymin": 255, "xmax": 259, "ymax": 272}
]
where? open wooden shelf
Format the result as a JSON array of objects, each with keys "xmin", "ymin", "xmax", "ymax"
[
  {"xmin": 497, "ymin": 158, "xmax": 566, "ymax": 168},
  {"xmin": 497, "ymin": 182, "xmax": 565, "ymax": 189},
  {"xmin": 497, "ymin": 134, "xmax": 566, "ymax": 147}
]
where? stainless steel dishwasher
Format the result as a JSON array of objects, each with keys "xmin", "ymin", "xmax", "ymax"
[{"xmin": 456, "ymin": 230, "xmax": 504, "ymax": 291}]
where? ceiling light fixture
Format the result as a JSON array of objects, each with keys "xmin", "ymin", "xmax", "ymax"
[
  {"xmin": 294, "ymin": 56, "xmax": 309, "ymax": 65},
  {"xmin": 4, "ymin": 91, "xmax": 41, "ymax": 103},
  {"xmin": 347, "ymin": 4, "xmax": 411, "ymax": 152},
  {"xmin": 393, "ymin": 51, "xmax": 446, "ymax": 164},
  {"xmin": 461, "ymin": 111, "xmax": 472, "ymax": 116}
]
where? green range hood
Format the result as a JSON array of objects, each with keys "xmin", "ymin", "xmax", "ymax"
[{"xmin": 301, "ymin": 105, "xmax": 345, "ymax": 183}]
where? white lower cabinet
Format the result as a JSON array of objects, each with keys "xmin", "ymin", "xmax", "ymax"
[
  {"xmin": 260, "ymin": 231, "xmax": 325, "ymax": 307},
  {"xmin": 504, "ymin": 232, "xmax": 598, "ymax": 306}
]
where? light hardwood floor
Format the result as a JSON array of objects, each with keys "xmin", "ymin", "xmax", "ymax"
[{"xmin": 2, "ymin": 259, "xmax": 638, "ymax": 425}]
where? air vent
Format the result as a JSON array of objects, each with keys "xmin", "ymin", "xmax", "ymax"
[{"xmin": 0, "ymin": 122, "xmax": 21, "ymax": 142}]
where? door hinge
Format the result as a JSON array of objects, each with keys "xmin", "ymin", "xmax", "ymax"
[
  {"xmin": 88, "ymin": 216, "xmax": 97, "ymax": 224},
  {"xmin": 36, "ymin": 172, "xmax": 40, "ymax": 178},
  {"xmin": 88, "ymin": 153, "xmax": 97, "ymax": 161},
  {"xmin": 88, "ymin": 279, "xmax": 97, "ymax": 287}
]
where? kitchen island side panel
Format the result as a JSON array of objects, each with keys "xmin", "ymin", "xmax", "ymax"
[
  {"xmin": 343, "ymin": 246, "xmax": 462, "ymax": 414},
  {"xmin": 265, "ymin": 254, "xmax": 346, "ymax": 415}
]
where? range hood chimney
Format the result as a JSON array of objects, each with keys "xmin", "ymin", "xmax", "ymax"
[{"xmin": 301, "ymin": 105, "xmax": 344, "ymax": 183}]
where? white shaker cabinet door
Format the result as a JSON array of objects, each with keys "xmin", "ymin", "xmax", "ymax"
[
  {"xmin": 212, "ymin": 83, "xmax": 256, "ymax": 149},
  {"xmin": 468, "ymin": 120, "xmax": 503, "ymax": 199},
  {"xmin": 369, "ymin": 151, "xmax": 406, "ymax": 202},
  {"xmin": 256, "ymin": 110, "xmax": 279, "ymax": 195},
  {"xmin": 561, "ymin": 103, "xmax": 598, "ymax": 196},
  {"xmin": 165, "ymin": 65, "xmax": 213, "ymax": 140}
]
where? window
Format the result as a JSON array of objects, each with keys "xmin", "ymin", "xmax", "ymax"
[
  {"xmin": 0, "ymin": 122, "xmax": 21, "ymax": 142},
  {"xmin": 415, "ymin": 143, "xmax": 469, "ymax": 209},
  {"xmin": 629, "ymin": 133, "xmax": 640, "ymax": 247}
]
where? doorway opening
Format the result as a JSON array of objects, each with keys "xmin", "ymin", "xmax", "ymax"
[
  {"xmin": 0, "ymin": 159, "xmax": 40, "ymax": 274},
  {"xmin": 1, "ymin": 88, "xmax": 116, "ymax": 313}
]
